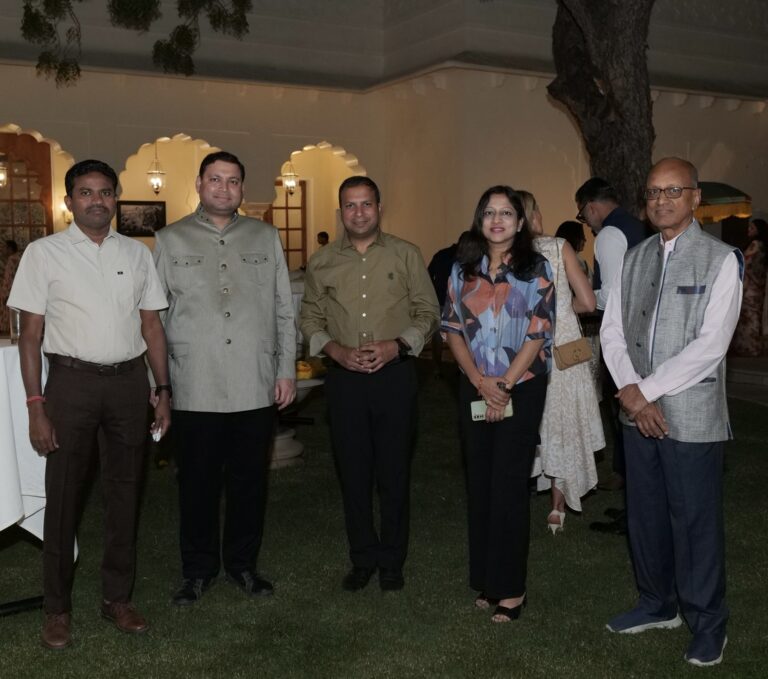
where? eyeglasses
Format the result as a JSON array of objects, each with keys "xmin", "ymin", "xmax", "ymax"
[
  {"xmin": 575, "ymin": 204, "xmax": 588, "ymax": 223},
  {"xmin": 643, "ymin": 186, "xmax": 697, "ymax": 201},
  {"xmin": 482, "ymin": 209, "xmax": 517, "ymax": 220}
]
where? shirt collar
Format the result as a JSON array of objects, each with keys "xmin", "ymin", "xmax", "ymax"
[
  {"xmin": 67, "ymin": 222, "xmax": 117, "ymax": 245},
  {"xmin": 479, "ymin": 253, "xmax": 513, "ymax": 276},
  {"xmin": 194, "ymin": 203, "xmax": 240, "ymax": 229},
  {"xmin": 338, "ymin": 228, "xmax": 385, "ymax": 252},
  {"xmin": 657, "ymin": 218, "xmax": 697, "ymax": 253}
]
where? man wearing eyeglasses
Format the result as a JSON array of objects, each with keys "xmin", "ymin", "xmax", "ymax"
[
  {"xmin": 600, "ymin": 157, "xmax": 743, "ymax": 667},
  {"xmin": 574, "ymin": 178, "xmax": 648, "ymax": 504}
]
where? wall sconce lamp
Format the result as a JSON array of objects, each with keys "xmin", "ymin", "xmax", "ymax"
[
  {"xmin": 0, "ymin": 154, "xmax": 8, "ymax": 189},
  {"xmin": 146, "ymin": 141, "xmax": 166, "ymax": 195},
  {"xmin": 280, "ymin": 160, "xmax": 299, "ymax": 195}
]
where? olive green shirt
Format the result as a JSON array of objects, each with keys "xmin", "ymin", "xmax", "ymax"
[
  {"xmin": 300, "ymin": 230, "xmax": 439, "ymax": 357},
  {"xmin": 154, "ymin": 205, "xmax": 295, "ymax": 412}
]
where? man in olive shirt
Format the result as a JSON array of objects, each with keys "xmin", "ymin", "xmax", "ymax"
[
  {"xmin": 154, "ymin": 151, "xmax": 296, "ymax": 605},
  {"xmin": 300, "ymin": 176, "xmax": 439, "ymax": 591}
]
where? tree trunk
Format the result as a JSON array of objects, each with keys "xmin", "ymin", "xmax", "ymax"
[{"xmin": 548, "ymin": 0, "xmax": 656, "ymax": 214}]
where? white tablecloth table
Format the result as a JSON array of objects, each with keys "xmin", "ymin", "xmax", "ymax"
[{"xmin": 0, "ymin": 341, "xmax": 46, "ymax": 541}]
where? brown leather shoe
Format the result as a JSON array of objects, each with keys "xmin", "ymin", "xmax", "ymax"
[
  {"xmin": 41, "ymin": 612, "xmax": 72, "ymax": 650},
  {"xmin": 101, "ymin": 601, "xmax": 149, "ymax": 634}
]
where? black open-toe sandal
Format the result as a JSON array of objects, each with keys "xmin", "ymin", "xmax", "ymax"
[
  {"xmin": 474, "ymin": 592, "xmax": 499, "ymax": 610},
  {"xmin": 491, "ymin": 595, "xmax": 527, "ymax": 623}
]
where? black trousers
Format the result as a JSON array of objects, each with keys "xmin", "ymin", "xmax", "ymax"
[
  {"xmin": 173, "ymin": 408, "xmax": 275, "ymax": 579},
  {"xmin": 460, "ymin": 373, "xmax": 547, "ymax": 600},
  {"xmin": 43, "ymin": 361, "xmax": 149, "ymax": 614},
  {"xmin": 325, "ymin": 360, "xmax": 417, "ymax": 571}
]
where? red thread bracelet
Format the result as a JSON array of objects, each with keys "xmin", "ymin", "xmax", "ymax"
[{"xmin": 26, "ymin": 395, "xmax": 46, "ymax": 405}]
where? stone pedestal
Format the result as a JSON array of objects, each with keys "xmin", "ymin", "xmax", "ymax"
[{"xmin": 269, "ymin": 378, "xmax": 323, "ymax": 469}]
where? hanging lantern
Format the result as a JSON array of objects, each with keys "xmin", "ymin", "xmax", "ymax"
[
  {"xmin": 280, "ymin": 161, "xmax": 299, "ymax": 195},
  {"xmin": 146, "ymin": 142, "xmax": 165, "ymax": 195}
]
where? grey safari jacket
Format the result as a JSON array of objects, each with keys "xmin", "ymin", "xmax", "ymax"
[{"xmin": 153, "ymin": 206, "xmax": 296, "ymax": 412}]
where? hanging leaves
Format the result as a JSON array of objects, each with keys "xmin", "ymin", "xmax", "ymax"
[{"xmin": 20, "ymin": 0, "xmax": 253, "ymax": 86}]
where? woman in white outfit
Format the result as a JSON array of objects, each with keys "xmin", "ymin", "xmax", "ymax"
[{"xmin": 518, "ymin": 191, "xmax": 605, "ymax": 534}]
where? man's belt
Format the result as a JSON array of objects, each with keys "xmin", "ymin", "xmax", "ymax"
[{"xmin": 47, "ymin": 354, "xmax": 144, "ymax": 376}]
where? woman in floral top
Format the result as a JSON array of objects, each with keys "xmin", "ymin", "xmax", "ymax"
[{"xmin": 442, "ymin": 186, "xmax": 554, "ymax": 624}]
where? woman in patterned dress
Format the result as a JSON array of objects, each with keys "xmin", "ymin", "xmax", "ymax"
[
  {"xmin": 730, "ymin": 218, "xmax": 767, "ymax": 357},
  {"xmin": 442, "ymin": 186, "xmax": 555, "ymax": 623},
  {"xmin": 518, "ymin": 191, "xmax": 605, "ymax": 534}
]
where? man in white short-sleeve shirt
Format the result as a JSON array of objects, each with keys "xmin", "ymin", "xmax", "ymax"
[{"xmin": 8, "ymin": 159, "xmax": 171, "ymax": 651}]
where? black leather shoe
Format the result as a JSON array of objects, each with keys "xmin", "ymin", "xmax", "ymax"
[
  {"xmin": 342, "ymin": 566, "xmax": 375, "ymax": 591},
  {"xmin": 379, "ymin": 568, "xmax": 404, "ymax": 591},
  {"xmin": 225, "ymin": 570, "xmax": 274, "ymax": 597},
  {"xmin": 172, "ymin": 577, "xmax": 214, "ymax": 606}
]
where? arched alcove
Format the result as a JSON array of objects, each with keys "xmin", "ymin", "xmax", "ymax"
[
  {"xmin": 265, "ymin": 141, "xmax": 365, "ymax": 268},
  {"xmin": 0, "ymin": 124, "xmax": 74, "ymax": 243},
  {"xmin": 119, "ymin": 134, "xmax": 220, "ymax": 248}
]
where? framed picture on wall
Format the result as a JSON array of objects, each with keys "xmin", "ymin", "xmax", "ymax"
[{"xmin": 116, "ymin": 201, "xmax": 166, "ymax": 237}]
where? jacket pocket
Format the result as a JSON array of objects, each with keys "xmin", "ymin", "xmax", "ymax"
[{"xmin": 240, "ymin": 251, "xmax": 270, "ymax": 283}]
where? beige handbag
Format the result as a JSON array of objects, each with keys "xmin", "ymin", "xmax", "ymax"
[
  {"xmin": 551, "ymin": 239, "xmax": 593, "ymax": 370},
  {"xmin": 553, "ymin": 336, "xmax": 592, "ymax": 370}
]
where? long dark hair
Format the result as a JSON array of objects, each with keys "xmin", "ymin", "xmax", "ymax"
[{"xmin": 457, "ymin": 185, "xmax": 538, "ymax": 279}]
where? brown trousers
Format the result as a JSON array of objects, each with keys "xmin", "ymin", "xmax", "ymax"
[{"xmin": 42, "ymin": 360, "xmax": 149, "ymax": 613}]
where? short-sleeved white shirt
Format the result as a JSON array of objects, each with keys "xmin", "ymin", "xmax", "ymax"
[{"xmin": 8, "ymin": 223, "xmax": 168, "ymax": 364}]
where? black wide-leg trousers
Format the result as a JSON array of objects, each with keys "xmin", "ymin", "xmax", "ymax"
[{"xmin": 460, "ymin": 373, "xmax": 547, "ymax": 600}]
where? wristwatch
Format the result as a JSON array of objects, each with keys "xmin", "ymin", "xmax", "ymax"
[
  {"xmin": 394, "ymin": 337, "xmax": 410, "ymax": 360},
  {"xmin": 155, "ymin": 384, "xmax": 173, "ymax": 398},
  {"xmin": 496, "ymin": 380, "xmax": 513, "ymax": 395}
]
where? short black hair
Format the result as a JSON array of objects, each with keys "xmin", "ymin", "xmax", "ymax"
[
  {"xmin": 199, "ymin": 151, "xmax": 245, "ymax": 181},
  {"xmin": 338, "ymin": 176, "xmax": 380, "ymax": 206},
  {"xmin": 64, "ymin": 160, "xmax": 118, "ymax": 197},
  {"xmin": 575, "ymin": 177, "xmax": 618, "ymax": 206},
  {"xmin": 4, "ymin": 239, "xmax": 18, "ymax": 253},
  {"xmin": 317, "ymin": 231, "xmax": 329, "ymax": 240}
]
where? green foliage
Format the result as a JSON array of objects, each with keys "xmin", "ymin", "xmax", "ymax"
[
  {"xmin": 107, "ymin": 0, "xmax": 162, "ymax": 32},
  {"xmin": 19, "ymin": 0, "xmax": 253, "ymax": 86},
  {"xmin": 22, "ymin": 1, "xmax": 83, "ymax": 86}
]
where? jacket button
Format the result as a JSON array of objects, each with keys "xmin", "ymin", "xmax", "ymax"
[
  {"xmin": 219, "ymin": 240, "xmax": 225, "ymax": 245},
  {"xmin": 224, "ymin": 311, "xmax": 231, "ymax": 318},
  {"xmin": 221, "ymin": 263, "xmax": 227, "ymax": 270},
  {"xmin": 225, "ymin": 339, "xmax": 232, "ymax": 344},
  {"xmin": 223, "ymin": 288, "xmax": 229, "ymax": 294}
]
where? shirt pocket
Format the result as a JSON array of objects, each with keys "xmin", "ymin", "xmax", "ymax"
[
  {"xmin": 170, "ymin": 253, "xmax": 205, "ymax": 289},
  {"xmin": 240, "ymin": 251, "xmax": 270, "ymax": 284},
  {"xmin": 111, "ymin": 267, "xmax": 139, "ymax": 306}
]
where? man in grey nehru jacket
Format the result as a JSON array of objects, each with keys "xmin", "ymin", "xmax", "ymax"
[
  {"xmin": 154, "ymin": 151, "xmax": 295, "ymax": 607},
  {"xmin": 600, "ymin": 157, "xmax": 743, "ymax": 667}
]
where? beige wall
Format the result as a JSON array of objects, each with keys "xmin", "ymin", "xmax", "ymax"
[{"xmin": 1, "ymin": 62, "xmax": 766, "ymax": 265}]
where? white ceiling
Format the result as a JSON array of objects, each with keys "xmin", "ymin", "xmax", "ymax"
[{"xmin": 0, "ymin": 0, "xmax": 766, "ymax": 97}]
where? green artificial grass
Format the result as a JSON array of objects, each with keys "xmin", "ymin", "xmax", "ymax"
[{"xmin": 1, "ymin": 361, "xmax": 766, "ymax": 678}]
